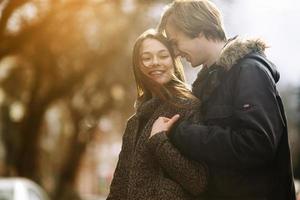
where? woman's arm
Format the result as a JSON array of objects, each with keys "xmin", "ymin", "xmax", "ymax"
[
  {"xmin": 107, "ymin": 117, "xmax": 136, "ymax": 200},
  {"xmin": 147, "ymin": 132, "xmax": 208, "ymax": 196}
]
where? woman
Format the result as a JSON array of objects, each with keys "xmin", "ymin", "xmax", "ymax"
[{"xmin": 106, "ymin": 29, "xmax": 208, "ymax": 200}]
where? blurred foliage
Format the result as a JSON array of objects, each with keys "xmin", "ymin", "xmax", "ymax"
[
  {"xmin": 293, "ymin": 87, "xmax": 300, "ymax": 179},
  {"xmin": 0, "ymin": 0, "xmax": 171, "ymax": 199},
  {"xmin": 280, "ymin": 86, "xmax": 300, "ymax": 160}
]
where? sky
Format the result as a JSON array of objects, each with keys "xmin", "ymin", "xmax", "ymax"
[{"xmin": 214, "ymin": 0, "xmax": 300, "ymax": 86}]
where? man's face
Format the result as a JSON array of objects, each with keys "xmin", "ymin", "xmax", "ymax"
[{"xmin": 165, "ymin": 21, "xmax": 211, "ymax": 68}]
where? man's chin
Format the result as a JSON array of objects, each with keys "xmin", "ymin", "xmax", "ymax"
[
  {"xmin": 191, "ymin": 62, "xmax": 202, "ymax": 68},
  {"xmin": 182, "ymin": 58, "xmax": 201, "ymax": 68}
]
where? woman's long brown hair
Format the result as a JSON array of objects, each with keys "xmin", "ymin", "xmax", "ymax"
[{"xmin": 132, "ymin": 29, "xmax": 197, "ymax": 108}]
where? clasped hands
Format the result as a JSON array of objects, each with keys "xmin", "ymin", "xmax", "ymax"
[{"xmin": 150, "ymin": 114, "xmax": 180, "ymax": 138}]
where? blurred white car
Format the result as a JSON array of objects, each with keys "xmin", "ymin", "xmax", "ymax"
[{"xmin": 0, "ymin": 178, "xmax": 50, "ymax": 200}]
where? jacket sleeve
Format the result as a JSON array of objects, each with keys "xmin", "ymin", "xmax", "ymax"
[
  {"xmin": 107, "ymin": 120, "xmax": 133, "ymax": 200},
  {"xmin": 170, "ymin": 58, "xmax": 284, "ymax": 169},
  {"xmin": 147, "ymin": 131, "xmax": 208, "ymax": 196}
]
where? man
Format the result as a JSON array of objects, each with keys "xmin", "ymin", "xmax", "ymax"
[{"xmin": 150, "ymin": 0, "xmax": 296, "ymax": 199}]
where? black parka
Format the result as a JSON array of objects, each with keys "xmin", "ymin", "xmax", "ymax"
[{"xmin": 170, "ymin": 37, "xmax": 296, "ymax": 200}]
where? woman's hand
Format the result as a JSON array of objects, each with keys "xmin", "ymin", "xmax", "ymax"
[{"xmin": 150, "ymin": 114, "xmax": 180, "ymax": 138}]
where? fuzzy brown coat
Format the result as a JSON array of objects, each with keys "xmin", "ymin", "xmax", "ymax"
[{"xmin": 107, "ymin": 98, "xmax": 208, "ymax": 200}]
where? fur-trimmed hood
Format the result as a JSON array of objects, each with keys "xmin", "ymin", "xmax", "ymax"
[{"xmin": 216, "ymin": 37, "xmax": 280, "ymax": 83}]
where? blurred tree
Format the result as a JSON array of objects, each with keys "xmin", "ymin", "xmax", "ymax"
[
  {"xmin": 0, "ymin": 0, "xmax": 166, "ymax": 199},
  {"xmin": 279, "ymin": 85, "xmax": 300, "ymax": 180},
  {"xmin": 293, "ymin": 87, "xmax": 300, "ymax": 179}
]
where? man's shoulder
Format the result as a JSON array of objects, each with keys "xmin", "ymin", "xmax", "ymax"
[{"xmin": 234, "ymin": 52, "xmax": 279, "ymax": 84}]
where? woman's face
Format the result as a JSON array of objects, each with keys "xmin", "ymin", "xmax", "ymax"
[{"xmin": 139, "ymin": 38, "xmax": 175, "ymax": 85}]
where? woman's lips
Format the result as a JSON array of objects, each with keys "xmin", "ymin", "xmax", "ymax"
[{"xmin": 149, "ymin": 70, "xmax": 165, "ymax": 76}]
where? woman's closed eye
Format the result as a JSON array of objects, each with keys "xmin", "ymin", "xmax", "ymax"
[
  {"xmin": 159, "ymin": 53, "xmax": 170, "ymax": 59},
  {"xmin": 142, "ymin": 56, "xmax": 152, "ymax": 62}
]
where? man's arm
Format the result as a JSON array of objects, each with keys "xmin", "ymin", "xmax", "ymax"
[{"xmin": 169, "ymin": 59, "xmax": 284, "ymax": 169}]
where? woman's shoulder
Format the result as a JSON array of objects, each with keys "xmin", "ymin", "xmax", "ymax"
[
  {"xmin": 180, "ymin": 97, "xmax": 200, "ymax": 107},
  {"xmin": 126, "ymin": 113, "xmax": 138, "ymax": 125},
  {"xmin": 158, "ymin": 97, "xmax": 200, "ymax": 118},
  {"xmin": 173, "ymin": 97, "xmax": 200, "ymax": 111}
]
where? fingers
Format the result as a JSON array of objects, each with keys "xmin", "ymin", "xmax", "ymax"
[
  {"xmin": 167, "ymin": 114, "xmax": 180, "ymax": 126},
  {"xmin": 151, "ymin": 115, "xmax": 180, "ymax": 137},
  {"xmin": 162, "ymin": 117, "xmax": 170, "ymax": 123},
  {"xmin": 157, "ymin": 116, "xmax": 171, "ymax": 122},
  {"xmin": 157, "ymin": 115, "xmax": 180, "ymax": 124}
]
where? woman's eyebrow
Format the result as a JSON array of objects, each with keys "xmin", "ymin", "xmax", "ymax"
[
  {"xmin": 140, "ymin": 52, "xmax": 151, "ymax": 56},
  {"xmin": 141, "ymin": 49, "xmax": 168, "ymax": 55},
  {"xmin": 158, "ymin": 49, "xmax": 168, "ymax": 53}
]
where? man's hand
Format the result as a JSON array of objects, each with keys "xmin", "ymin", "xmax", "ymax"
[{"xmin": 150, "ymin": 114, "xmax": 180, "ymax": 138}]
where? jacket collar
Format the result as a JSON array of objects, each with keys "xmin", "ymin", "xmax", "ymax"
[
  {"xmin": 216, "ymin": 36, "xmax": 267, "ymax": 70},
  {"xmin": 192, "ymin": 37, "xmax": 267, "ymax": 104}
]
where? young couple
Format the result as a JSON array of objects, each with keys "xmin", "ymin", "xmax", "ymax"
[{"xmin": 107, "ymin": 0, "xmax": 296, "ymax": 200}]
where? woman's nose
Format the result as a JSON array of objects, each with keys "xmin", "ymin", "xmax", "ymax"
[{"xmin": 152, "ymin": 56, "xmax": 159, "ymax": 65}]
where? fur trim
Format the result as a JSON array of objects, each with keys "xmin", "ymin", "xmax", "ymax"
[{"xmin": 216, "ymin": 37, "xmax": 268, "ymax": 70}]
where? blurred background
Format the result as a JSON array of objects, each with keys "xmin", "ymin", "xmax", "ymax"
[{"xmin": 0, "ymin": 0, "xmax": 299, "ymax": 200}]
